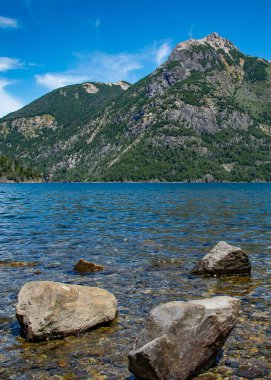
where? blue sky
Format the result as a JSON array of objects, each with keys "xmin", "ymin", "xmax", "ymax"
[{"xmin": 0, "ymin": 0, "xmax": 270, "ymax": 117}]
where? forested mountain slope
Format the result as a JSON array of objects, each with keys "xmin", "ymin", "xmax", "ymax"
[{"xmin": 1, "ymin": 33, "xmax": 271, "ymax": 182}]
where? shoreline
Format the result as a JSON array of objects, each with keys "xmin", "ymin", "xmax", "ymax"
[{"xmin": 0, "ymin": 180, "xmax": 271, "ymax": 184}]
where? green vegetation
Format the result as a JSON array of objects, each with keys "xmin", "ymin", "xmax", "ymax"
[
  {"xmin": 89, "ymin": 123, "xmax": 271, "ymax": 183},
  {"xmin": 1, "ymin": 34, "xmax": 271, "ymax": 183},
  {"xmin": 243, "ymin": 57, "xmax": 268, "ymax": 82},
  {"xmin": 171, "ymin": 71, "xmax": 213, "ymax": 105},
  {"xmin": 167, "ymin": 60, "xmax": 180, "ymax": 70},
  {"xmin": 1, "ymin": 82, "xmax": 127, "ymax": 127},
  {"xmin": 0, "ymin": 81, "xmax": 129, "ymax": 180},
  {"xmin": 0, "ymin": 155, "xmax": 41, "ymax": 182},
  {"xmin": 234, "ymin": 69, "xmax": 271, "ymax": 124}
]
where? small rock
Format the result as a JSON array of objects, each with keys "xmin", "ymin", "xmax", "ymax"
[
  {"xmin": 224, "ymin": 359, "xmax": 239, "ymax": 368},
  {"xmin": 142, "ymin": 240, "xmax": 163, "ymax": 248},
  {"xmin": 128, "ymin": 296, "xmax": 240, "ymax": 380},
  {"xmin": 57, "ymin": 359, "xmax": 68, "ymax": 368},
  {"xmin": 191, "ymin": 241, "xmax": 251, "ymax": 276},
  {"xmin": 74, "ymin": 258, "xmax": 103, "ymax": 273},
  {"xmin": 0, "ymin": 261, "xmax": 37, "ymax": 267},
  {"xmin": 203, "ymin": 174, "xmax": 215, "ymax": 183},
  {"xmin": 149, "ymin": 257, "xmax": 183, "ymax": 270},
  {"xmin": 251, "ymin": 311, "xmax": 270, "ymax": 321},
  {"xmin": 193, "ymin": 375, "xmax": 218, "ymax": 380},
  {"xmin": 16, "ymin": 281, "xmax": 117, "ymax": 341},
  {"xmin": 235, "ymin": 366, "xmax": 268, "ymax": 379}
]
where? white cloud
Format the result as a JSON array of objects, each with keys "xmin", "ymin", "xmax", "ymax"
[
  {"xmin": 0, "ymin": 57, "xmax": 24, "ymax": 72},
  {"xmin": 76, "ymin": 52, "xmax": 143, "ymax": 81},
  {"xmin": 0, "ymin": 80, "xmax": 23, "ymax": 117},
  {"xmin": 35, "ymin": 41, "xmax": 172, "ymax": 90},
  {"xmin": 154, "ymin": 42, "xmax": 171, "ymax": 65},
  {"xmin": 35, "ymin": 73, "xmax": 88, "ymax": 90},
  {"xmin": 0, "ymin": 16, "xmax": 19, "ymax": 29},
  {"xmin": 35, "ymin": 53, "xmax": 143, "ymax": 90}
]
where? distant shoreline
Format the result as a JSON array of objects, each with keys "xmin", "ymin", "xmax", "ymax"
[{"xmin": 0, "ymin": 180, "xmax": 270, "ymax": 184}]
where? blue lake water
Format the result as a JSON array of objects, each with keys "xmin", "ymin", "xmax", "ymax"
[{"xmin": 0, "ymin": 183, "xmax": 270, "ymax": 379}]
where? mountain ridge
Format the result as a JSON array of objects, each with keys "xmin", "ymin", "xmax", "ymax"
[
  {"xmin": 1, "ymin": 33, "xmax": 271, "ymax": 182},
  {"xmin": 1, "ymin": 80, "xmax": 130, "ymax": 123}
]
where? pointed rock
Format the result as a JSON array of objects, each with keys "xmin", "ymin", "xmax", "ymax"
[
  {"xmin": 74, "ymin": 258, "xmax": 103, "ymax": 273},
  {"xmin": 128, "ymin": 296, "xmax": 240, "ymax": 380},
  {"xmin": 191, "ymin": 241, "xmax": 251, "ymax": 276}
]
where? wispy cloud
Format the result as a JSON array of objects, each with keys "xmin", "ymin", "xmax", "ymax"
[
  {"xmin": 0, "ymin": 16, "xmax": 19, "ymax": 29},
  {"xmin": 94, "ymin": 19, "xmax": 101, "ymax": 28},
  {"xmin": 0, "ymin": 57, "xmax": 24, "ymax": 72},
  {"xmin": 154, "ymin": 42, "xmax": 171, "ymax": 65},
  {"xmin": 35, "ymin": 41, "xmax": 172, "ymax": 90},
  {"xmin": 35, "ymin": 73, "xmax": 88, "ymax": 89},
  {"xmin": 0, "ymin": 80, "xmax": 23, "ymax": 117},
  {"xmin": 75, "ymin": 52, "xmax": 143, "ymax": 81},
  {"xmin": 35, "ymin": 52, "xmax": 141, "ymax": 90},
  {"xmin": 188, "ymin": 23, "xmax": 195, "ymax": 39}
]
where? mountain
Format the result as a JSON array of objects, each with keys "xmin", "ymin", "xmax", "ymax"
[
  {"xmin": 2, "ymin": 80, "xmax": 130, "ymax": 126},
  {"xmin": 1, "ymin": 33, "xmax": 271, "ymax": 182},
  {"xmin": 0, "ymin": 81, "xmax": 130, "ymax": 177}
]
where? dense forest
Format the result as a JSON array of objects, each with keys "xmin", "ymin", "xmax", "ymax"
[{"xmin": 0, "ymin": 155, "xmax": 41, "ymax": 182}]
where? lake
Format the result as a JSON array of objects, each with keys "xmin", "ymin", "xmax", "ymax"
[{"xmin": 0, "ymin": 183, "xmax": 270, "ymax": 379}]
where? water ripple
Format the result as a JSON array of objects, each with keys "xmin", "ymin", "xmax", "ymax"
[{"xmin": 0, "ymin": 183, "xmax": 270, "ymax": 379}]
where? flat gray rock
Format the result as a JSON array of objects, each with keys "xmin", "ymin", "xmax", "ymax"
[
  {"xmin": 128, "ymin": 296, "xmax": 240, "ymax": 380},
  {"xmin": 191, "ymin": 241, "xmax": 251, "ymax": 276},
  {"xmin": 16, "ymin": 281, "xmax": 117, "ymax": 341}
]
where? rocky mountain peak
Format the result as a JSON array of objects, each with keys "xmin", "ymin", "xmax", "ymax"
[
  {"xmin": 174, "ymin": 32, "xmax": 238, "ymax": 54},
  {"xmin": 2, "ymin": 33, "xmax": 271, "ymax": 183},
  {"xmin": 147, "ymin": 33, "xmax": 243, "ymax": 98},
  {"xmin": 202, "ymin": 32, "xmax": 239, "ymax": 53}
]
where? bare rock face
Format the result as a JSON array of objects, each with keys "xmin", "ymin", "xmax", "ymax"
[
  {"xmin": 128, "ymin": 296, "xmax": 240, "ymax": 380},
  {"xmin": 16, "ymin": 281, "xmax": 117, "ymax": 341},
  {"xmin": 191, "ymin": 241, "xmax": 251, "ymax": 276},
  {"xmin": 74, "ymin": 258, "xmax": 103, "ymax": 273},
  {"xmin": 83, "ymin": 83, "xmax": 99, "ymax": 94}
]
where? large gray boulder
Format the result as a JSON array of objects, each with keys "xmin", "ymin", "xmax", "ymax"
[
  {"xmin": 191, "ymin": 241, "xmax": 251, "ymax": 276},
  {"xmin": 128, "ymin": 296, "xmax": 240, "ymax": 380},
  {"xmin": 16, "ymin": 281, "xmax": 117, "ymax": 341}
]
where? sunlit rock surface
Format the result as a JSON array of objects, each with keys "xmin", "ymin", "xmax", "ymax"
[
  {"xmin": 16, "ymin": 281, "xmax": 117, "ymax": 341},
  {"xmin": 128, "ymin": 296, "xmax": 240, "ymax": 380}
]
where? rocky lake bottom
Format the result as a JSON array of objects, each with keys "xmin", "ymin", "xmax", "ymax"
[{"xmin": 0, "ymin": 183, "xmax": 270, "ymax": 379}]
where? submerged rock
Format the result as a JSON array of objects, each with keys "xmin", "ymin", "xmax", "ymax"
[
  {"xmin": 235, "ymin": 366, "xmax": 269, "ymax": 379},
  {"xmin": 74, "ymin": 258, "xmax": 103, "ymax": 273},
  {"xmin": 128, "ymin": 296, "xmax": 240, "ymax": 380},
  {"xmin": 191, "ymin": 241, "xmax": 251, "ymax": 276},
  {"xmin": 16, "ymin": 281, "xmax": 117, "ymax": 341},
  {"xmin": 193, "ymin": 375, "xmax": 219, "ymax": 380},
  {"xmin": 0, "ymin": 261, "xmax": 37, "ymax": 267},
  {"xmin": 149, "ymin": 257, "xmax": 183, "ymax": 270}
]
